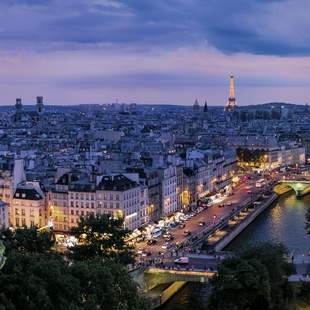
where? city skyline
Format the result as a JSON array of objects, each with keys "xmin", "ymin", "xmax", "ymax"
[{"xmin": 1, "ymin": 0, "xmax": 310, "ymax": 105}]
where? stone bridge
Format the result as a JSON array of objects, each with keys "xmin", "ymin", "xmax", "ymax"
[
  {"xmin": 143, "ymin": 267, "xmax": 216, "ymax": 290},
  {"xmin": 274, "ymin": 180, "xmax": 310, "ymax": 197}
]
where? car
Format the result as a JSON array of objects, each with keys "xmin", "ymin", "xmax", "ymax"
[
  {"xmin": 218, "ymin": 204, "xmax": 224, "ymax": 208},
  {"xmin": 136, "ymin": 236, "xmax": 145, "ymax": 243},
  {"xmin": 141, "ymin": 251, "xmax": 152, "ymax": 257},
  {"xmin": 167, "ymin": 235, "xmax": 174, "ymax": 241},
  {"xmin": 174, "ymin": 257, "xmax": 190, "ymax": 264},
  {"xmin": 163, "ymin": 233, "xmax": 171, "ymax": 238},
  {"xmin": 169, "ymin": 222, "xmax": 178, "ymax": 228},
  {"xmin": 162, "ymin": 242, "xmax": 172, "ymax": 249},
  {"xmin": 183, "ymin": 230, "xmax": 191, "ymax": 236},
  {"xmin": 147, "ymin": 239, "xmax": 157, "ymax": 246},
  {"xmin": 179, "ymin": 223, "xmax": 186, "ymax": 229},
  {"xmin": 198, "ymin": 221, "xmax": 205, "ymax": 226},
  {"xmin": 226, "ymin": 202, "xmax": 232, "ymax": 206},
  {"xmin": 247, "ymin": 190, "xmax": 252, "ymax": 194}
]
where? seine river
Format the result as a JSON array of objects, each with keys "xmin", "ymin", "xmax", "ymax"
[{"xmin": 161, "ymin": 192, "xmax": 310, "ymax": 309}]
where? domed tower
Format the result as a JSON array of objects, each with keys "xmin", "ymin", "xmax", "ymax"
[
  {"xmin": 15, "ymin": 98, "xmax": 22, "ymax": 113},
  {"xmin": 193, "ymin": 99, "xmax": 200, "ymax": 114},
  {"xmin": 36, "ymin": 96, "xmax": 44, "ymax": 115}
]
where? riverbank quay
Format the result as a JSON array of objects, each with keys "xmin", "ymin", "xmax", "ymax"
[{"xmin": 203, "ymin": 192, "xmax": 278, "ymax": 252}]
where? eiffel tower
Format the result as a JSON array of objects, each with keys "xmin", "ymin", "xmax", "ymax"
[{"xmin": 225, "ymin": 75, "xmax": 237, "ymax": 111}]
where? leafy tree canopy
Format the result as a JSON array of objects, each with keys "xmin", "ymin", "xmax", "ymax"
[
  {"xmin": 208, "ymin": 242, "xmax": 294, "ymax": 310},
  {"xmin": 0, "ymin": 252, "xmax": 148, "ymax": 310},
  {"xmin": 0, "ymin": 227, "xmax": 54, "ymax": 255},
  {"xmin": 69, "ymin": 214, "xmax": 134, "ymax": 265}
]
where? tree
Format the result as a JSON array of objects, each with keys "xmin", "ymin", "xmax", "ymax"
[
  {"xmin": 0, "ymin": 252, "xmax": 79, "ymax": 310},
  {"xmin": 71, "ymin": 259, "xmax": 148, "ymax": 310},
  {"xmin": 0, "ymin": 227, "xmax": 54, "ymax": 255},
  {"xmin": 239, "ymin": 242, "xmax": 294, "ymax": 309},
  {"xmin": 0, "ymin": 252, "xmax": 148, "ymax": 310},
  {"xmin": 208, "ymin": 242, "xmax": 294, "ymax": 310},
  {"xmin": 208, "ymin": 257, "xmax": 271, "ymax": 310},
  {"xmin": 69, "ymin": 214, "xmax": 134, "ymax": 264}
]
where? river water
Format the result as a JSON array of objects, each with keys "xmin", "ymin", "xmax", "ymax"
[{"xmin": 161, "ymin": 192, "xmax": 310, "ymax": 309}]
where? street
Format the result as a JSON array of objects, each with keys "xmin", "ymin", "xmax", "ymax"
[{"xmin": 135, "ymin": 174, "xmax": 271, "ymax": 261}]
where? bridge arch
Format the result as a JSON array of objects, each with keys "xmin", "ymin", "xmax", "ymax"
[
  {"xmin": 274, "ymin": 181, "xmax": 310, "ymax": 198},
  {"xmin": 143, "ymin": 268, "xmax": 215, "ymax": 290}
]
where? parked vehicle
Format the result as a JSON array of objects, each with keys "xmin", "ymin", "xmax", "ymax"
[
  {"xmin": 162, "ymin": 242, "xmax": 172, "ymax": 249},
  {"xmin": 147, "ymin": 239, "xmax": 157, "ymax": 246},
  {"xmin": 255, "ymin": 179, "xmax": 266, "ymax": 188},
  {"xmin": 151, "ymin": 228, "xmax": 162, "ymax": 238},
  {"xmin": 136, "ymin": 236, "xmax": 145, "ymax": 243},
  {"xmin": 198, "ymin": 221, "xmax": 205, "ymax": 226},
  {"xmin": 183, "ymin": 230, "xmax": 191, "ymax": 236},
  {"xmin": 174, "ymin": 257, "xmax": 189, "ymax": 264}
]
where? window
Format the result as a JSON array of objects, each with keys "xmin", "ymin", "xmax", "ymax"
[
  {"xmin": 30, "ymin": 221, "xmax": 34, "ymax": 227},
  {"xmin": 91, "ymin": 202, "xmax": 94, "ymax": 209},
  {"xmin": 21, "ymin": 209, "xmax": 25, "ymax": 216},
  {"xmin": 110, "ymin": 194, "xmax": 113, "ymax": 200},
  {"xmin": 15, "ymin": 218, "xmax": 19, "ymax": 227},
  {"xmin": 76, "ymin": 211, "xmax": 79, "ymax": 216},
  {"xmin": 91, "ymin": 194, "xmax": 94, "ymax": 201},
  {"xmin": 81, "ymin": 211, "xmax": 84, "ymax": 216},
  {"xmin": 116, "ymin": 202, "xmax": 119, "ymax": 209},
  {"xmin": 71, "ymin": 210, "xmax": 74, "ymax": 215},
  {"xmin": 116, "ymin": 194, "xmax": 119, "ymax": 200},
  {"xmin": 15, "ymin": 208, "xmax": 19, "ymax": 215},
  {"xmin": 70, "ymin": 201, "xmax": 74, "ymax": 207},
  {"xmin": 75, "ymin": 193, "xmax": 78, "ymax": 199},
  {"xmin": 81, "ymin": 202, "xmax": 84, "ymax": 208},
  {"xmin": 81, "ymin": 193, "xmax": 84, "ymax": 200},
  {"xmin": 21, "ymin": 218, "xmax": 26, "ymax": 226}
]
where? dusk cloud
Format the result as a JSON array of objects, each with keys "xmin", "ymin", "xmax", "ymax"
[{"xmin": 0, "ymin": 0, "xmax": 309, "ymax": 105}]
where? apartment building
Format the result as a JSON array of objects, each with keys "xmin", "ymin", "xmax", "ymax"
[{"xmin": 11, "ymin": 182, "xmax": 46, "ymax": 228}]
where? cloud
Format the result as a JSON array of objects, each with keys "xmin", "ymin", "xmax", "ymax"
[
  {"xmin": 0, "ymin": 0, "xmax": 309, "ymax": 56},
  {"xmin": 0, "ymin": 0, "xmax": 310, "ymax": 105}
]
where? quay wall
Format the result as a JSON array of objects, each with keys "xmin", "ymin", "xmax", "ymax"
[{"xmin": 214, "ymin": 193, "xmax": 278, "ymax": 252}]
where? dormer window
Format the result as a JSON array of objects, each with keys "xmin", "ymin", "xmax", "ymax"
[
  {"xmin": 22, "ymin": 193, "xmax": 26, "ymax": 198},
  {"xmin": 16, "ymin": 193, "xmax": 20, "ymax": 197}
]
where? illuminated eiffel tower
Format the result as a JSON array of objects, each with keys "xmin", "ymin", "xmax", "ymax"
[{"xmin": 225, "ymin": 74, "xmax": 237, "ymax": 111}]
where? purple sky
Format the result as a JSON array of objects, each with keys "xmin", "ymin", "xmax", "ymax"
[{"xmin": 1, "ymin": 0, "xmax": 310, "ymax": 106}]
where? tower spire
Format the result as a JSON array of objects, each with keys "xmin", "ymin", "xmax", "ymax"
[{"xmin": 225, "ymin": 74, "xmax": 237, "ymax": 111}]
